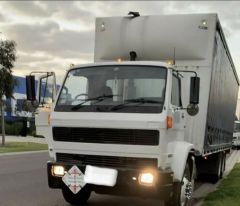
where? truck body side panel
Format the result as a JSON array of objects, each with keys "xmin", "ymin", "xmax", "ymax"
[{"xmin": 203, "ymin": 29, "xmax": 239, "ymax": 154}]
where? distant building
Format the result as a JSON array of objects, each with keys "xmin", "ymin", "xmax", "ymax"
[
  {"xmin": 4, "ymin": 75, "xmax": 59, "ymax": 121},
  {"xmin": 5, "ymin": 76, "xmax": 37, "ymax": 121}
]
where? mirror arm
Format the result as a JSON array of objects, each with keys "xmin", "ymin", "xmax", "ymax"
[
  {"xmin": 173, "ymin": 106, "xmax": 188, "ymax": 111},
  {"xmin": 30, "ymin": 71, "xmax": 54, "ymax": 77},
  {"xmin": 174, "ymin": 70, "xmax": 198, "ymax": 77}
]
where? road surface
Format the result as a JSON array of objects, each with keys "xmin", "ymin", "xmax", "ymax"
[
  {"xmin": 0, "ymin": 152, "xmax": 162, "ymax": 206},
  {"xmin": 0, "ymin": 151, "xmax": 240, "ymax": 206}
]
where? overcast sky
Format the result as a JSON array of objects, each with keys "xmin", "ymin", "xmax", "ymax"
[{"xmin": 0, "ymin": 1, "xmax": 240, "ymax": 83}]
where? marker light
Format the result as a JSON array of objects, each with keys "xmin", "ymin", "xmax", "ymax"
[
  {"xmin": 202, "ymin": 20, "xmax": 207, "ymax": 25},
  {"xmin": 117, "ymin": 58, "xmax": 122, "ymax": 63},
  {"xmin": 52, "ymin": 165, "xmax": 65, "ymax": 177},
  {"xmin": 167, "ymin": 116, "xmax": 173, "ymax": 129},
  {"xmin": 101, "ymin": 22, "xmax": 105, "ymax": 31},
  {"xmin": 139, "ymin": 172, "xmax": 154, "ymax": 186},
  {"xmin": 167, "ymin": 60, "xmax": 173, "ymax": 65}
]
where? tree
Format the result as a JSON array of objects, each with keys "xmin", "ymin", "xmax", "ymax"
[{"xmin": 0, "ymin": 39, "xmax": 17, "ymax": 146}]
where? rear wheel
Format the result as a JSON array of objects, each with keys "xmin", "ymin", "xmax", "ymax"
[
  {"xmin": 210, "ymin": 153, "xmax": 223, "ymax": 183},
  {"xmin": 220, "ymin": 152, "xmax": 226, "ymax": 178},
  {"xmin": 62, "ymin": 185, "xmax": 92, "ymax": 206}
]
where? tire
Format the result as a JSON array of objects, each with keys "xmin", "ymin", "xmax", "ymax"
[
  {"xmin": 62, "ymin": 184, "xmax": 92, "ymax": 206},
  {"xmin": 220, "ymin": 153, "xmax": 226, "ymax": 179},
  {"xmin": 165, "ymin": 160, "xmax": 194, "ymax": 206},
  {"xmin": 210, "ymin": 153, "xmax": 222, "ymax": 183}
]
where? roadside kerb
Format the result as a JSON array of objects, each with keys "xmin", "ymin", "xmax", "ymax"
[
  {"xmin": 4, "ymin": 135, "xmax": 46, "ymax": 144},
  {"xmin": 192, "ymin": 150, "xmax": 240, "ymax": 206},
  {"xmin": 0, "ymin": 135, "xmax": 48, "ymax": 156},
  {"xmin": 0, "ymin": 150, "xmax": 48, "ymax": 156}
]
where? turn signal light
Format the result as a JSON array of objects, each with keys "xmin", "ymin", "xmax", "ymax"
[
  {"xmin": 48, "ymin": 113, "xmax": 51, "ymax": 125},
  {"xmin": 167, "ymin": 116, "xmax": 173, "ymax": 129}
]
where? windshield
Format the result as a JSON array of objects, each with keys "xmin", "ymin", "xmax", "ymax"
[{"xmin": 55, "ymin": 65, "xmax": 167, "ymax": 113}]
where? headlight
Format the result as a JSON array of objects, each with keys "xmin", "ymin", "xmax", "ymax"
[
  {"xmin": 139, "ymin": 172, "xmax": 155, "ymax": 186},
  {"xmin": 52, "ymin": 165, "xmax": 65, "ymax": 177}
]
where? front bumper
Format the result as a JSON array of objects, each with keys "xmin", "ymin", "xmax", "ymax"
[{"xmin": 47, "ymin": 161, "xmax": 173, "ymax": 200}]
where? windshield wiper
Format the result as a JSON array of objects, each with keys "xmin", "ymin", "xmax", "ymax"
[
  {"xmin": 125, "ymin": 98, "xmax": 162, "ymax": 104},
  {"xmin": 110, "ymin": 98, "xmax": 162, "ymax": 111},
  {"xmin": 71, "ymin": 95, "xmax": 114, "ymax": 111}
]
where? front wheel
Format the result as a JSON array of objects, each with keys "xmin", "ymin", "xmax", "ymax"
[
  {"xmin": 166, "ymin": 160, "xmax": 194, "ymax": 206},
  {"xmin": 62, "ymin": 184, "xmax": 92, "ymax": 206}
]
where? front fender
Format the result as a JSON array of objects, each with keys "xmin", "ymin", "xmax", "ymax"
[{"xmin": 167, "ymin": 141, "xmax": 194, "ymax": 181}]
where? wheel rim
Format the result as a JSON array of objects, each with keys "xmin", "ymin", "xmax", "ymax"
[
  {"xmin": 217, "ymin": 155, "xmax": 222, "ymax": 178},
  {"xmin": 180, "ymin": 171, "xmax": 193, "ymax": 205}
]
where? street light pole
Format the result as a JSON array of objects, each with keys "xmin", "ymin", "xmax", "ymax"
[
  {"xmin": 0, "ymin": 31, "xmax": 6, "ymax": 145},
  {"xmin": 0, "ymin": 64, "xmax": 5, "ymax": 146},
  {"xmin": 0, "ymin": 64, "xmax": 5, "ymax": 145}
]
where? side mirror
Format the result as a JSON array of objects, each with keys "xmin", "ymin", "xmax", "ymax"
[
  {"xmin": 26, "ymin": 75, "xmax": 36, "ymax": 101},
  {"xmin": 190, "ymin": 76, "xmax": 200, "ymax": 105},
  {"xmin": 187, "ymin": 76, "xmax": 200, "ymax": 116},
  {"xmin": 187, "ymin": 104, "xmax": 199, "ymax": 116}
]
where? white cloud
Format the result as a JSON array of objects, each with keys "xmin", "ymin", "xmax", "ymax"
[{"xmin": 0, "ymin": 1, "xmax": 239, "ymax": 81}]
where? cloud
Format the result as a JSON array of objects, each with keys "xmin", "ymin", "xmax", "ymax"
[
  {"xmin": 2, "ymin": 1, "xmax": 96, "ymax": 30},
  {"xmin": 0, "ymin": 13, "xmax": 5, "ymax": 22},
  {"xmin": 0, "ymin": 1, "xmax": 240, "ymax": 79},
  {"xmin": 2, "ymin": 20, "xmax": 94, "ymax": 81},
  {"xmin": 46, "ymin": 2, "xmax": 94, "ymax": 22},
  {"xmin": 3, "ymin": 21, "xmax": 60, "ymax": 50},
  {"xmin": 2, "ymin": 1, "xmax": 52, "ymax": 18},
  {"xmin": 3, "ymin": 21, "xmax": 94, "ymax": 58}
]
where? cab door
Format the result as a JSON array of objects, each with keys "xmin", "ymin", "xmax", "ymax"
[
  {"xmin": 170, "ymin": 73, "xmax": 186, "ymax": 132},
  {"xmin": 35, "ymin": 72, "xmax": 56, "ymax": 137}
]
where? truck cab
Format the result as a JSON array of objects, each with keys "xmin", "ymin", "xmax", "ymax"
[{"xmin": 26, "ymin": 61, "xmax": 199, "ymax": 205}]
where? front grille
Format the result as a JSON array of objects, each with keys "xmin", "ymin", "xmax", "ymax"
[
  {"xmin": 53, "ymin": 127, "xmax": 159, "ymax": 145},
  {"xmin": 56, "ymin": 153, "xmax": 158, "ymax": 169}
]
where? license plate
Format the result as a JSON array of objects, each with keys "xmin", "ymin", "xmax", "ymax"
[{"xmin": 84, "ymin": 165, "xmax": 118, "ymax": 187}]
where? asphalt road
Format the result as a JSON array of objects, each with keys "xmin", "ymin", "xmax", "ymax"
[
  {"xmin": 0, "ymin": 152, "xmax": 163, "ymax": 206},
  {"xmin": 1, "ymin": 151, "xmax": 239, "ymax": 206}
]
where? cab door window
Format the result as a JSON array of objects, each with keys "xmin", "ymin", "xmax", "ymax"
[
  {"xmin": 39, "ymin": 75, "xmax": 54, "ymax": 104},
  {"xmin": 171, "ymin": 74, "xmax": 182, "ymax": 106}
]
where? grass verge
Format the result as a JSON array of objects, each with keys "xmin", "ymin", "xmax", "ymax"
[
  {"xmin": 0, "ymin": 142, "xmax": 48, "ymax": 153},
  {"xmin": 202, "ymin": 163, "xmax": 240, "ymax": 206}
]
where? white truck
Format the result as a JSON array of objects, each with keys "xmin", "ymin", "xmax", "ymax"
[
  {"xmin": 232, "ymin": 120, "xmax": 240, "ymax": 149},
  {"xmin": 26, "ymin": 13, "xmax": 239, "ymax": 206}
]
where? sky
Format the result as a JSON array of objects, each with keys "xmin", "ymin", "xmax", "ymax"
[{"xmin": 0, "ymin": 1, "xmax": 240, "ymax": 83}]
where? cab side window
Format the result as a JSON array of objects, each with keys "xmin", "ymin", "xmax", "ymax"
[
  {"xmin": 171, "ymin": 74, "xmax": 182, "ymax": 106},
  {"xmin": 39, "ymin": 75, "xmax": 54, "ymax": 104}
]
